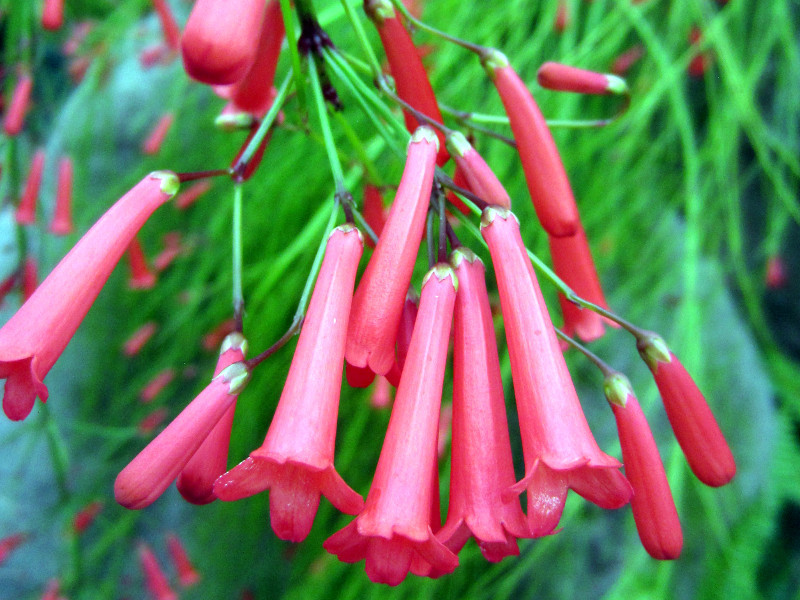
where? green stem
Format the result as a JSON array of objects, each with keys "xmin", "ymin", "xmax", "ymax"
[
  {"xmin": 232, "ymin": 184, "xmax": 244, "ymax": 329},
  {"xmin": 388, "ymin": 0, "xmax": 488, "ymax": 55},
  {"xmin": 308, "ymin": 55, "xmax": 346, "ymax": 194},
  {"xmin": 279, "ymin": 0, "xmax": 307, "ymax": 118},
  {"xmin": 339, "ymin": 0, "xmax": 383, "ymax": 76}
]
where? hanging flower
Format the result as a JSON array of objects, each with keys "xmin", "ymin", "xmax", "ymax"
[
  {"xmin": 50, "ymin": 156, "xmax": 74, "ymax": 235},
  {"xmin": 127, "ymin": 235, "xmax": 157, "ymax": 290},
  {"xmin": 324, "ymin": 264, "xmax": 459, "ymax": 586},
  {"xmin": 445, "ymin": 132, "xmax": 511, "ymax": 209},
  {"xmin": 16, "ymin": 149, "xmax": 46, "ymax": 225},
  {"xmin": 142, "ymin": 113, "xmax": 174, "ymax": 156},
  {"xmin": 536, "ymin": 62, "xmax": 627, "ymax": 95},
  {"xmin": 123, "ymin": 322, "xmax": 158, "ymax": 356},
  {"xmin": 481, "ymin": 207, "xmax": 632, "ymax": 536},
  {"xmin": 0, "ymin": 172, "xmax": 179, "ymax": 421},
  {"xmin": 166, "ymin": 533, "xmax": 201, "ymax": 587},
  {"xmin": 637, "ymin": 334, "xmax": 736, "ymax": 487},
  {"xmin": 214, "ymin": 226, "xmax": 365, "ymax": 542},
  {"xmin": 137, "ymin": 542, "xmax": 178, "ymax": 600},
  {"xmin": 437, "ymin": 247, "xmax": 530, "ymax": 561},
  {"xmin": 151, "ymin": 0, "xmax": 181, "ymax": 51},
  {"xmin": 3, "ymin": 73, "xmax": 33, "ymax": 137}
]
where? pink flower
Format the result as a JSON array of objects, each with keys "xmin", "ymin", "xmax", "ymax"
[
  {"xmin": 215, "ymin": 226, "xmax": 365, "ymax": 541},
  {"xmin": 324, "ymin": 265, "xmax": 459, "ymax": 586},
  {"xmin": 73, "ymin": 500, "xmax": 104, "ymax": 534},
  {"xmin": 445, "ymin": 132, "xmax": 511, "ymax": 209},
  {"xmin": 22, "ymin": 256, "xmax": 38, "ymax": 302},
  {"xmin": 175, "ymin": 179, "xmax": 212, "ymax": 210},
  {"xmin": 50, "ymin": 156, "xmax": 74, "ymax": 235},
  {"xmin": 140, "ymin": 368, "xmax": 175, "ymax": 403},
  {"xmin": 482, "ymin": 50, "xmax": 579, "ymax": 237},
  {"xmin": 142, "ymin": 113, "xmax": 174, "ymax": 155},
  {"xmin": 115, "ymin": 361, "xmax": 250, "ymax": 509},
  {"xmin": 548, "ymin": 223, "xmax": 615, "ymax": 342},
  {"xmin": 0, "ymin": 172, "xmax": 179, "ymax": 421},
  {"xmin": 385, "ymin": 289, "xmax": 419, "ymax": 387},
  {"xmin": 766, "ymin": 254, "xmax": 787, "ymax": 289},
  {"xmin": 362, "ymin": 183, "xmax": 387, "ymax": 249},
  {"xmin": 42, "ymin": 0, "xmax": 65, "ymax": 31},
  {"xmin": 138, "ymin": 407, "xmax": 168, "ymax": 435},
  {"xmin": 127, "ymin": 235, "xmax": 157, "ymax": 290},
  {"xmin": 481, "ymin": 207, "xmax": 632, "ymax": 536},
  {"xmin": 166, "ymin": 533, "xmax": 201, "ymax": 587},
  {"xmin": 151, "ymin": 0, "xmax": 181, "ymax": 51},
  {"xmin": 369, "ymin": 375, "xmax": 393, "ymax": 409},
  {"xmin": 437, "ymin": 248, "xmax": 530, "ymax": 561},
  {"xmin": 138, "ymin": 542, "xmax": 177, "ymax": 600},
  {"xmin": 3, "ymin": 73, "xmax": 33, "ymax": 137},
  {"xmin": 346, "ymin": 127, "xmax": 438, "ymax": 376},
  {"xmin": 153, "ymin": 232, "xmax": 183, "ymax": 272},
  {"xmin": 177, "ymin": 333, "xmax": 247, "ymax": 504},
  {"xmin": 16, "ymin": 150, "xmax": 46, "ymax": 225},
  {"xmin": 0, "ymin": 532, "xmax": 28, "ymax": 565},
  {"xmin": 40, "ymin": 578, "xmax": 62, "ymax": 600},
  {"xmin": 123, "ymin": 322, "xmax": 158, "ymax": 356},
  {"xmin": 638, "ymin": 334, "xmax": 736, "ymax": 487},
  {"xmin": 605, "ymin": 374, "xmax": 683, "ymax": 560},
  {"xmin": 536, "ymin": 62, "xmax": 627, "ymax": 95}
]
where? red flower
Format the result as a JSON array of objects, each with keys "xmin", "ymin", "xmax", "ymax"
[
  {"xmin": 324, "ymin": 265, "xmax": 459, "ymax": 586},
  {"xmin": 16, "ymin": 149, "xmax": 46, "ymax": 225},
  {"xmin": 115, "ymin": 361, "xmax": 250, "ymax": 509},
  {"xmin": 362, "ymin": 184, "xmax": 387, "ymax": 249},
  {"xmin": 123, "ymin": 322, "xmax": 158, "ymax": 356},
  {"xmin": 0, "ymin": 172, "xmax": 179, "ymax": 421},
  {"xmin": 3, "ymin": 73, "xmax": 33, "ymax": 137},
  {"xmin": 482, "ymin": 50, "xmax": 579, "ymax": 237},
  {"xmin": 611, "ymin": 45, "xmax": 644, "ymax": 76},
  {"xmin": 638, "ymin": 335, "xmax": 736, "ymax": 487},
  {"xmin": 181, "ymin": 0, "xmax": 266, "ymax": 85},
  {"xmin": 22, "ymin": 256, "xmax": 38, "ymax": 302},
  {"xmin": 42, "ymin": 0, "xmax": 65, "ymax": 31},
  {"xmin": 437, "ymin": 248, "xmax": 530, "ymax": 561},
  {"xmin": 50, "ymin": 156, "xmax": 74, "ymax": 236},
  {"xmin": 481, "ymin": 207, "xmax": 632, "ymax": 536},
  {"xmin": 152, "ymin": 0, "xmax": 181, "ymax": 51},
  {"xmin": 73, "ymin": 500, "xmax": 104, "ymax": 534},
  {"xmin": 384, "ymin": 289, "xmax": 419, "ymax": 387},
  {"xmin": 536, "ymin": 62, "xmax": 627, "ymax": 95},
  {"xmin": 143, "ymin": 113, "xmax": 174, "ymax": 155},
  {"xmin": 140, "ymin": 368, "xmax": 175, "ymax": 403},
  {"xmin": 40, "ymin": 578, "xmax": 62, "ymax": 600},
  {"xmin": 346, "ymin": 127, "xmax": 438, "ymax": 376},
  {"xmin": 138, "ymin": 542, "xmax": 177, "ymax": 600},
  {"xmin": 175, "ymin": 179, "xmax": 212, "ymax": 210},
  {"xmin": 548, "ymin": 223, "xmax": 615, "ymax": 342},
  {"xmin": 166, "ymin": 533, "xmax": 201, "ymax": 587},
  {"xmin": 215, "ymin": 226, "xmax": 365, "ymax": 541},
  {"xmin": 177, "ymin": 332, "xmax": 247, "ymax": 504},
  {"xmin": 605, "ymin": 374, "xmax": 683, "ymax": 560},
  {"xmin": 766, "ymin": 254, "xmax": 787, "ymax": 289},
  {"xmin": 127, "ymin": 235, "xmax": 157, "ymax": 290},
  {"xmin": 445, "ymin": 132, "xmax": 511, "ymax": 210},
  {"xmin": 0, "ymin": 532, "xmax": 28, "ymax": 565}
]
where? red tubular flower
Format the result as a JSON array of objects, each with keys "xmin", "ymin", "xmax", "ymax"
[
  {"xmin": 22, "ymin": 256, "xmax": 38, "ymax": 303},
  {"xmin": 0, "ymin": 533, "xmax": 28, "ymax": 565},
  {"xmin": 446, "ymin": 132, "xmax": 511, "ymax": 210},
  {"xmin": 175, "ymin": 179, "xmax": 212, "ymax": 210},
  {"xmin": 766, "ymin": 254, "xmax": 787, "ymax": 289},
  {"xmin": 181, "ymin": 0, "xmax": 266, "ymax": 85},
  {"xmin": 365, "ymin": 0, "xmax": 449, "ymax": 165},
  {"xmin": 143, "ymin": 113, "xmax": 174, "ymax": 155},
  {"xmin": 138, "ymin": 407, "xmax": 168, "ymax": 435},
  {"xmin": 611, "ymin": 45, "xmax": 644, "ymax": 76},
  {"xmin": 605, "ymin": 373, "xmax": 683, "ymax": 560},
  {"xmin": 177, "ymin": 333, "xmax": 246, "ymax": 504},
  {"xmin": 227, "ymin": 0, "xmax": 284, "ymax": 115},
  {"xmin": 0, "ymin": 274, "xmax": 17, "ymax": 307},
  {"xmin": 73, "ymin": 500, "xmax": 104, "ymax": 534},
  {"xmin": 481, "ymin": 207, "xmax": 632, "ymax": 536},
  {"xmin": 140, "ymin": 368, "xmax": 175, "ymax": 403},
  {"xmin": 115, "ymin": 361, "xmax": 250, "ymax": 509},
  {"xmin": 215, "ymin": 226, "xmax": 365, "ymax": 542},
  {"xmin": 50, "ymin": 156, "xmax": 74, "ymax": 236},
  {"xmin": 638, "ymin": 335, "xmax": 736, "ymax": 487},
  {"xmin": 324, "ymin": 265, "xmax": 459, "ymax": 586},
  {"xmin": 138, "ymin": 542, "xmax": 178, "ymax": 600},
  {"xmin": 124, "ymin": 322, "xmax": 157, "ymax": 356},
  {"xmin": 370, "ymin": 375, "xmax": 393, "ymax": 409},
  {"xmin": 346, "ymin": 127, "xmax": 438, "ymax": 376},
  {"xmin": 345, "ymin": 361, "xmax": 375, "ymax": 388},
  {"xmin": 17, "ymin": 150, "xmax": 46, "ymax": 225},
  {"xmin": 385, "ymin": 289, "xmax": 420, "ymax": 387},
  {"xmin": 42, "ymin": 0, "xmax": 65, "ymax": 31},
  {"xmin": 0, "ymin": 172, "xmax": 178, "ymax": 421},
  {"xmin": 482, "ymin": 50, "xmax": 580, "ymax": 237},
  {"xmin": 362, "ymin": 184, "xmax": 386, "ymax": 249},
  {"xmin": 554, "ymin": 0, "xmax": 570, "ymax": 33},
  {"xmin": 3, "ymin": 73, "xmax": 33, "ymax": 137},
  {"xmin": 537, "ymin": 62, "xmax": 627, "ymax": 95},
  {"xmin": 437, "ymin": 248, "xmax": 530, "ymax": 562},
  {"xmin": 154, "ymin": 232, "xmax": 183, "ymax": 272},
  {"xmin": 166, "ymin": 533, "xmax": 201, "ymax": 587},
  {"xmin": 127, "ymin": 236, "xmax": 157, "ymax": 290},
  {"xmin": 40, "ymin": 578, "xmax": 62, "ymax": 600},
  {"xmin": 152, "ymin": 0, "xmax": 181, "ymax": 51},
  {"xmin": 202, "ymin": 318, "xmax": 237, "ymax": 351},
  {"xmin": 548, "ymin": 224, "xmax": 615, "ymax": 342},
  {"xmin": 445, "ymin": 163, "xmax": 473, "ymax": 216}
]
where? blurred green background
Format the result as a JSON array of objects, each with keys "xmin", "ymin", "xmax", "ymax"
[{"xmin": 1, "ymin": 0, "xmax": 799, "ymax": 598}]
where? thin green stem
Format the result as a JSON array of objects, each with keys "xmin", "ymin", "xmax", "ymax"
[
  {"xmin": 339, "ymin": 0, "xmax": 383, "ymax": 76},
  {"xmin": 308, "ymin": 55, "xmax": 346, "ymax": 194},
  {"xmin": 388, "ymin": 0, "xmax": 488, "ymax": 55},
  {"xmin": 232, "ymin": 184, "xmax": 244, "ymax": 329},
  {"xmin": 279, "ymin": 0, "xmax": 307, "ymax": 117},
  {"xmin": 555, "ymin": 329, "xmax": 615, "ymax": 376}
]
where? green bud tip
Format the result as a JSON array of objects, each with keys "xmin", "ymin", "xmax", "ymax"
[
  {"xmin": 364, "ymin": 0, "xmax": 395, "ymax": 24},
  {"xmin": 450, "ymin": 246, "xmax": 482, "ymax": 269},
  {"xmin": 480, "ymin": 206, "xmax": 517, "ymax": 229},
  {"xmin": 480, "ymin": 48, "xmax": 509, "ymax": 79},
  {"xmin": 603, "ymin": 372, "xmax": 633, "ymax": 408},
  {"xmin": 220, "ymin": 332, "xmax": 248, "ymax": 357},
  {"xmin": 409, "ymin": 126, "xmax": 440, "ymax": 152},
  {"xmin": 604, "ymin": 74, "xmax": 629, "ymax": 95},
  {"xmin": 216, "ymin": 362, "xmax": 250, "ymax": 394},
  {"xmin": 636, "ymin": 333, "xmax": 672, "ymax": 371},
  {"xmin": 422, "ymin": 263, "xmax": 458, "ymax": 292},
  {"xmin": 331, "ymin": 223, "xmax": 364, "ymax": 246},
  {"xmin": 150, "ymin": 171, "xmax": 180, "ymax": 197},
  {"xmin": 445, "ymin": 131, "xmax": 472, "ymax": 158},
  {"xmin": 214, "ymin": 112, "xmax": 255, "ymax": 131}
]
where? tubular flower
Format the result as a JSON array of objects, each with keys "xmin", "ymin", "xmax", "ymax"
[
  {"xmin": 177, "ymin": 332, "xmax": 247, "ymax": 504},
  {"xmin": 324, "ymin": 265, "xmax": 460, "ymax": 586},
  {"xmin": 123, "ymin": 322, "xmax": 158, "ymax": 356},
  {"xmin": 605, "ymin": 374, "xmax": 683, "ymax": 560},
  {"xmin": 445, "ymin": 132, "xmax": 511, "ymax": 210},
  {"xmin": 548, "ymin": 224, "xmax": 614, "ymax": 342},
  {"xmin": 16, "ymin": 149, "xmax": 46, "ymax": 225},
  {"xmin": 140, "ymin": 368, "xmax": 175, "ymax": 403},
  {"xmin": 42, "ymin": 0, "xmax": 65, "ymax": 31},
  {"xmin": 362, "ymin": 184, "xmax": 387, "ymax": 249},
  {"xmin": 365, "ymin": 0, "xmax": 449, "ymax": 165},
  {"xmin": 637, "ymin": 334, "xmax": 736, "ymax": 487},
  {"xmin": 181, "ymin": 0, "xmax": 266, "ymax": 85},
  {"xmin": 445, "ymin": 163, "xmax": 473, "ymax": 216},
  {"xmin": 127, "ymin": 235, "xmax": 157, "ymax": 290},
  {"xmin": 115, "ymin": 361, "xmax": 250, "ymax": 509},
  {"xmin": 346, "ymin": 127, "xmax": 438, "ymax": 376},
  {"xmin": 73, "ymin": 500, "xmax": 104, "ymax": 534},
  {"xmin": 0, "ymin": 533, "xmax": 28, "ymax": 565},
  {"xmin": 437, "ymin": 248, "xmax": 530, "ymax": 562},
  {"xmin": 151, "ymin": 0, "xmax": 181, "ymax": 51},
  {"xmin": 536, "ymin": 62, "xmax": 627, "ymax": 95},
  {"xmin": 40, "ymin": 578, "xmax": 62, "ymax": 600},
  {"xmin": 346, "ymin": 361, "xmax": 375, "ymax": 388},
  {"xmin": 166, "ymin": 533, "xmax": 201, "ymax": 587},
  {"xmin": 143, "ymin": 113, "xmax": 174, "ymax": 155},
  {"xmin": 3, "ymin": 73, "xmax": 33, "ymax": 137},
  {"xmin": 482, "ymin": 50, "xmax": 580, "ymax": 237},
  {"xmin": 0, "ymin": 172, "xmax": 179, "ymax": 421},
  {"xmin": 481, "ymin": 207, "xmax": 632, "ymax": 536},
  {"xmin": 22, "ymin": 257, "xmax": 38, "ymax": 302},
  {"xmin": 385, "ymin": 289, "xmax": 419, "ymax": 387},
  {"xmin": 175, "ymin": 179, "xmax": 212, "ymax": 210},
  {"xmin": 138, "ymin": 542, "xmax": 178, "ymax": 600},
  {"xmin": 50, "ymin": 156, "xmax": 74, "ymax": 235},
  {"xmin": 215, "ymin": 226, "xmax": 365, "ymax": 542}
]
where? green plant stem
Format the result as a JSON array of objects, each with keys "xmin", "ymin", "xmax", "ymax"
[
  {"xmin": 555, "ymin": 329, "xmax": 615, "ymax": 377},
  {"xmin": 339, "ymin": 0, "xmax": 383, "ymax": 76},
  {"xmin": 388, "ymin": 0, "xmax": 488, "ymax": 55},
  {"xmin": 308, "ymin": 55, "xmax": 347, "ymax": 196},
  {"xmin": 232, "ymin": 184, "xmax": 244, "ymax": 329},
  {"xmin": 279, "ymin": 0, "xmax": 307, "ymax": 117}
]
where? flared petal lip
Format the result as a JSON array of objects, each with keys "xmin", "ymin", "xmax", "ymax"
[
  {"xmin": 215, "ymin": 454, "xmax": 331, "ymax": 500},
  {"xmin": 0, "ymin": 355, "xmax": 49, "ymax": 401}
]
